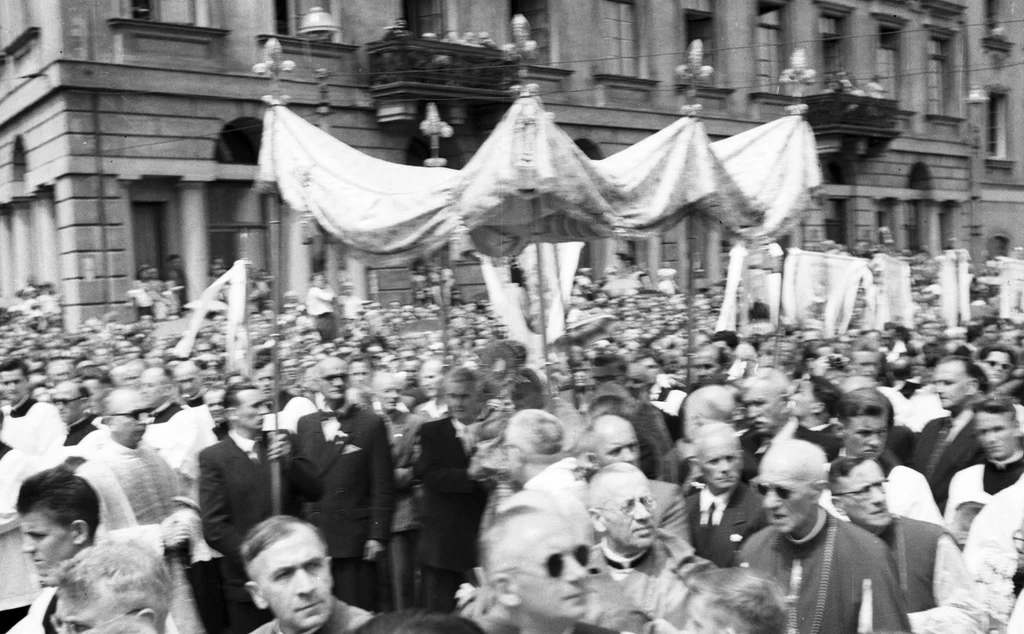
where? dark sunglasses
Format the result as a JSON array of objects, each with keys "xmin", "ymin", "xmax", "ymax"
[
  {"xmin": 755, "ymin": 482, "xmax": 795, "ymax": 501},
  {"xmin": 109, "ymin": 407, "xmax": 154, "ymax": 421},
  {"xmin": 322, "ymin": 373, "xmax": 348, "ymax": 382},
  {"xmin": 543, "ymin": 545, "xmax": 590, "ymax": 578},
  {"xmin": 51, "ymin": 396, "xmax": 84, "ymax": 406}
]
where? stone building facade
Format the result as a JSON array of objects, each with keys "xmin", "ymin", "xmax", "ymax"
[{"xmin": 0, "ymin": 0, "xmax": 1013, "ymax": 326}]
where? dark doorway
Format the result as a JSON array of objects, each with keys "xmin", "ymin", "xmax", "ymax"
[{"xmin": 132, "ymin": 202, "xmax": 166, "ymax": 276}]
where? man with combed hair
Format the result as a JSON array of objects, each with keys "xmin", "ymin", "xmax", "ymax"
[
  {"xmin": 739, "ymin": 370, "xmax": 841, "ymax": 469},
  {"xmin": 825, "ymin": 387, "xmax": 942, "ymax": 526},
  {"xmin": 737, "ymin": 439, "xmax": 910, "ymax": 634},
  {"xmin": 414, "ymin": 366, "xmax": 489, "ymax": 612},
  {"xmin": 242, "ymin": 516, "xmax": 372, "ymax": 634},
  {"xmin": 586, "ymin": 463, "xmax": 710, "ymax": 629},
  {"xmin": 52, "ymin": 542, "xmax": 174, "ymax": 634},
  {"xmin": 829, "ymin": 456, "xmax": 985, "ymax": 634},
  {"xmin": 9, "ymin": 466, "xmax": 99, "ymax": 634},
  {"xmin": 478, "ymin": 493, "xmax": 619, "ymax": 634},
  {"xmin": 500, "ymin": 409, "xmax": 583, "ymax": 499},
  {"xmin": 0, "ymin": 358, "xmax": 65, "ymax": 459},
  {"xmin": 583, "ymin": 414, "xmax": 690, "ymax": 554},
  {"xmin": 679, "ymin": 568, "xmax": 786, "ymax": 634},
  {"xmin": 681, "ymin": 385, "xmax": 737, "ymax": 438},
  {"xmin": 684, "ymin": 423, "xmax": 766, "ymax": 567}
]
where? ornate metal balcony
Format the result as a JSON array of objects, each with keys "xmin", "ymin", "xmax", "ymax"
[
  {"xmin": 365, "ymin": 35, "xmax": 517, "ymax": 125},
  {"xmin": 804, "ymin": 92, "xmax": 902, "ymax": 158}
]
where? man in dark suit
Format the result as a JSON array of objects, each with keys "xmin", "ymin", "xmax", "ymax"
[
  {"xmin": 413, "ymin": 366, "xmax": 489, "ymax": 612},
  {"xmin": 911, "ymin": 356, "xmax": 987, "ymax": 513},
  {"xmin": 685, "ymin": 422, "xmax": 766, "ymax": 567},
  {"xmin": 739, "ymin": 369, "xmax": 842, "ymax": 466},
  {"xmin": 293, "ymin": 357, "xmax": 394, "ymax": 611},
  {"xmin": 199, "ymin": 383, "xmax": 322, "ymax": 634}
]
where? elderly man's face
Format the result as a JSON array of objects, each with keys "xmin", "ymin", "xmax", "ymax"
[
  {"xmin": 173, "ymin": 367, "xmax": 203, "ymax": 401},
  {"xmin": 832, "ymin": 460, "xmax": 891, "ymax": 535},
  {"xmin": 52, "ymin": 382, "xmax": 89, "ymax": 425},
  {"xmin": 593, "ymin": 416, "xmax": 640, "ymax": 468},
  {"xmin": 692, "ymin": 350, "xmax": 721, "ymax": 383},
  {"xmin": 317, "ymin": 359, "xmax": 348, "ymax": 403},
  {"xmin": 54, "ymin": 579, "xmax": 159, "ymax": 634},
  {"xmin": 757, "ymin": 456, "xmax": 823, "ymax": 539},
  {"xmin": 743, "ymin": 380, "xmax": 790, "ymax": 437},
  {"xmin": 139, "ymin": 371, "xmax": 170, "ymax": 408},
  {"xmin": 843, "ymin": 415, "xmax": 888, "ymax": 461},
  {"xmin": 932, "ymin": 361, "xmax": 977, "ymax": 412},
  {"xmin": 446, "ymin": 380, "xmax": 483, "ymax": 424},
  {"xmin": 697, "ymin": 434, "xmax": 742, "ymax": 497},
  {"xmin": 109, "ymin": 391, "xmax": 153, "ymax": 449},
  {"xmin": 591, "ymin": 473, "xmax": 656, "ymax": 557},
  {"xmin": 246, "ymin": 527, "xmax": 333, "ymax": 634}
]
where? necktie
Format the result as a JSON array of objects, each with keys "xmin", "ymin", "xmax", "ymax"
[
  {"xmin": 925, "ymin": 418, "xmax": 953, "ymax": 478},
  {"xmin": 703, "ymin": 500, "xmax": 718, "ymax": 527},
  {"xmin": 249, "ymin": 439, "xmax": 262, "ymax": 464}
]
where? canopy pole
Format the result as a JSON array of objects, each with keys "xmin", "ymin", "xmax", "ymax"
[
  {"xmin": 533, "ymin": 198, "xmax": 551, "ymax": 395},
  {"xmin": 420, "ymin": 102, "xmax": 455, "ymax": 366},
  {"xmin": 686, "ymin": 215, "xmax": 695, "ymax": 388}
]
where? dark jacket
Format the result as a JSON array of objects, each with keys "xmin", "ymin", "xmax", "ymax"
[
  {"xmin": 684, "ymin": 483, "xmax": 768, "ymax": 568},
  {"xmin": 295, "ymin": 408, "xmax": 395, "ymax": 559},
  {"xmin": 199, "ymin": 434, "xmax": 322, "ymax": 601},
  {"xmin": 911, "ymin": 416, "xmax": 984, "ymax": 513},
  {"xmin": 413, "ymin": 417, "xmax": 488, "ymax": 572},
  {"xmin": 740, "ymin": 423, "xmax": 843, "ymax": 468}
]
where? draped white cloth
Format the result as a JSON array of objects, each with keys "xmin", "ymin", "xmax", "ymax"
[
  {"xmin": 997, "ymin": 257, "xmax": 1024, "ymax": 322},
  {"xmin": 872, "ymin": 254, "xmax": 915, "ymax": 328},
  {"xmin": 781, "ymin": 249, "xmax": 873, "ymax": 336},
  {"xmin": 257, "ymin": 98, "xmax": 821, "ymax": 264},
  {"xmin": 939, "ymin": 249, "xmax": 972, "ymax": 328}
]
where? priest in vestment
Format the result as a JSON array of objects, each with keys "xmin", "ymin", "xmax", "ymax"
[{"xmin": 737, "ymin": 440, "xmax": 910, "ymax": 634}]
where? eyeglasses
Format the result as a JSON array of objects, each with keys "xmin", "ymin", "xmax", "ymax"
[
  {"xmin": 108, "ymin": 408, "xmax": 154, "ymax": 421},
  {"xmin": 322, "ymin": 373, "xmax": 348, "ymax": 383},
  {"xmin": 833, "ymin": 479, "xmax": 887, "ymax": 500},
  {"xmin": 606, "ymin": 495, "xmax": 657, "ymax": 517},
  {"xmin": 755, "ymin": 482, "xmax": 795, "ymax": 501},
  {"xmin": 52, "ymin": 396, "xmax": 84, "ymax": 406},
  {"xmin": 508, "ymin": 545, "xmax": 590, "ymax": 578},
  {"xmin": 51, "ymin": 608, "xmax": 144, "ymax": 634}
]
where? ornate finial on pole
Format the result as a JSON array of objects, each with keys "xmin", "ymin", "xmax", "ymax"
[
  {"xmin": 779, "ymin": 48, "xmax": 816, "ymax": 116},
  {"xmin": 253, "ymin": 38, "xmax": 296, "ymax": 106},
  {"xmin": 675, "ymin": 39, "xmax": 714, "ymax": 117},
  {"xmin": 420, "ymin": 102, "xmax": 453, "ymax": 168},
  {"xmin": 503, "ymin": 14, "xmax": 539, "ymax": 98}
]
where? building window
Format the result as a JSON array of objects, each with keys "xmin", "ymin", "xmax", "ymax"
[
  {"xmin": 986, "ymin": 0, "xmax": 1001, "ymax": 29},
  {"xmin": 819, "ymin": 15, "xmax": 844, "ymax": 78},
  {"xmin": 755, "ymin": 5, "xmax": 783, "ymax": 90},
  {"xmin": 404, "ymin": 0, "xmax": 445, "ymax": 37},
  {"xmin": 939, "ymin": 203, "xmax": 957, "ymax": 249},
  {"xmin": 876, "ymin": 199, "xmax": 894, "ymax": 244},
  {"xmin": 905, "ymin": 201, "xmax": 922, "ymax": 252},
  {"xmin": 602, "ymin": 0, "xmax": 638, "ymax": 76},
  {"xmin": 877, "ymin": 26, "xmax": 900, "ymax": 99},
  {"xmin": 988, "ymin": 92, "xmax": 1008, "ymax": 158},
  {"xmin": 926, "ymin": 38, "xmax": 951, "ymax": 116},
  {"xmin": 824, "ymin": 198, "xmax": 848, "ymax": 245},
  {"xmin": 130, "ymin": 0, "xmax": 196, "ymax": 23},
  {"xmin": 685, "ymin": 10, "xmax": 715, "ymax": 71},
  {"xmin": 511, "ymin": 0, "xmax": 550, "ymax": 64}
]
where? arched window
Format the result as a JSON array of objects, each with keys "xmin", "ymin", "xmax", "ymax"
[
  {"xmin": 214, "ymin": 118, "xmax": 262, "ymax": 164},
  {"xmin": 906, "ymin": 163, "xmax": 932, "ymax": 253}
]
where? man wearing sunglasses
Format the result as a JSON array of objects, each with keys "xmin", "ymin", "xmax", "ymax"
[
  {"xmin": 52, "ymin": 380, "xmax": 99, "ymax": 447},
  {"xmin": 586, "ymin": 463, "xmax": 708, "ymax": 629},
  {"xmin": 944, "ymin": 395, "xmax": 1024, "ymax": 530},
  {"xmin": 829, "ymin": 457, "xmax": 985, "ymax": 634},
  {"xmin": 979, "ymin": 345, "xmax": 1017, "ymax": 393},
  {"xmin": 737, "ymin": 440, "xmax": 910, "ymax": 634},
  {"xmin": 293, "ymin": 357, "xmax": 394, "ymax": 612}
]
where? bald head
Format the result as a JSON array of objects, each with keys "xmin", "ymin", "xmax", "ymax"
[
  {"xmin": 587, "ymin": 463, "xmax": 649, "ymax": 510},
  {"xmin": 505, "ymin": 409, "xmax": 565, "ymax": 457},
  {"xmin": 684, "ymin": 385, "xmax": 737, "ymax": 439},
  {"xmin": 589, "ymin": 415, "xmax": 640, "ymax": 468},
  {"xmin": 693, "ymin": 422, "xmax": 741, "ymax": 458},
  {"xmin": 745, "ymin": 368, "xmax": 791, "ymax": 396},
  {"xmin": 760, "ymin": 439, "xmax": 827, "ymax": 485}
]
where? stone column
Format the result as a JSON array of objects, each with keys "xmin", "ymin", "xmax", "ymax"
[
  {"xmin": 646, "ymin": 236, "xmax": 661, "ymax": 278},
  {"xmin": 893, "ymin": 201, "xmax": 907, "ymax": 252},
  {"xmin": 11, "ymin": 200, "xmax": 32, "ymax": 288},
  {"xmin": 926, "ymin": 201, "xmax": 941, "ymax": 255},
  {"xmin": 0, "ymin": 212, "xmax": 13, "ymax": 297},
  {"xmin": 347, "ymin": 254, "xmax": 367, "ymax": 300},
  {"xmin": 706, "ymin": 222, "xmax": 723, "ymax": 283},
  {"xmin": 32, "ymin": 193, "xmax": 60, "ymax": 287},
  {"xmin": 178, "ymin": 181, "xmax": 209, "ymax": 303}
]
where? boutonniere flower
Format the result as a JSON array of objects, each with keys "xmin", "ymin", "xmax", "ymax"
[{"xmin": 730, "ymin": 534, "xmax": 743, "ymax": 543}]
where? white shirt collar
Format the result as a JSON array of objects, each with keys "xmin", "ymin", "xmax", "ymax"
[
  {"xmin": 600, "ymin": 539, "xmax": 646, "ymax": 569},
  {"xmin": 992, "ymin": 449, "xmax": 1024, "ymax": 469},
  {"xmin": 699, "ymin": 487, "xmax": 732, "ymax": 514},
  {"xmin": 229, "ymin": 430, "xmax": 257, "ymax": 453}
]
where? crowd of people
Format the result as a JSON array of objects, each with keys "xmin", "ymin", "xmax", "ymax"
[{"xmin": 2, "ymin": 252, "xmax": 1024, "ymax": 634}]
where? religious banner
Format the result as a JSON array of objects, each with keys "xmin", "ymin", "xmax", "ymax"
[
  {"xmin": 938, "ymin": 249, "xmax": 972, "ymax": 327},
  {"xmin": 782, "ymin": 249, "xmax": 873, "ymax": 336},
  {"xmin": 715, "ymin": 243, "xmax": 748, "ymax": 333},
  {"xmin": 871, "ymin": 254, "xmax": 914, "ymax": 328},
  {"xmin": 480, "ymin": 242, "xmax": 583, "ymax": 366},
  {"xmin": 998, "ymin": 257, "xmax": 1024, "ymax": 322},
  {"xmin": 172, "ymin": 260, "xmax": 249, "ymax": 372}
]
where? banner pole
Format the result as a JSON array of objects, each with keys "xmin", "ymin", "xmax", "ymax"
[
  {"xmin": 534, "ymin": 198, "xmax": 551, "ymax": 395},
  {"xmin": 269, "ymin": 195, "xmax": 284, "ymax": 516},
  {"xmin": 686, "ymin": 215, "xmax": 695, "ymax": 388}
]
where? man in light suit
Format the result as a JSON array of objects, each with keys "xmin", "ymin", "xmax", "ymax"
[
  {"xmin": 294, "ymin": 357, "xmax": 394, "ymax": 611},
  {"xmin": 683, "ymin": 423, "xmax": 766, "ymax": 567},
  {"xmin": 199, "ymin": 383, "xmax": 321, "ymax": 634},
  {"xmin": 413, "ymin": 366, "xmax": 489, "ymax": 612}
]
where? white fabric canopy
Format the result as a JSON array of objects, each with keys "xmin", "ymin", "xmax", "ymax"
[{"xmin": 258, "ymin": 96, "xmax": 821, "ymax": 265}]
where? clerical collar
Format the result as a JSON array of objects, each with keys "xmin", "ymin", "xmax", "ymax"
[
  {"xmin": 69, "ymin": 414, "xmax": 96, "ymax": 430},
  {"xmin": 186, "ymin": 395, "xmax": 205, "ymax": 409},
  {"xmin": 151, "ymin": 401, "xmax": 182, "ymax": 425},
  {"xmin": 991, "ymin": 449, "xmax": 1024, "ymax": 470},
  {"xmin": 9, "ymin": 396, "xmax": 36, "ymax": 418},
  {"xmin": 600, "ymin": 540, "xmax": 649, "ymax": 570},
  {"xmin": 785, "ymin": 509, "xmax": 827, "ymax": 545}
]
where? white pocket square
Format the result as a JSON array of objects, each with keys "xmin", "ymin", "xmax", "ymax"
[{"xmin": 342, "ymin": 444, "xmax": 363, "ymax": 454}]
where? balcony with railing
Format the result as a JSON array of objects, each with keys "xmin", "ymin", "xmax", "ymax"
[
  {"xmin": 365, "ymin": 32, "xmax": 519, "ymax": 125},
  {"xmin": 804, "ymin": 91, "xmax": 902, "ymax": 158}
]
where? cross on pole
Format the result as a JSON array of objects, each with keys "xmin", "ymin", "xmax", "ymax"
[
  {"xmin": 780, "ymin": 48, "xmax": 816, "ymax": 116},
  {"xmin": 503, "ymin": 14, "xmax": 539, "ymax": 98},
  {"xmin": 675, "ymin": 39, "xmax": 714, "ymax": 117},
  {"xmin": 253, "ymin": 38, "xmax": 296, "ymax": 106},
  {"xmin": 420, "ymin": 102, "xmax": 453, "ymax": 168}
]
